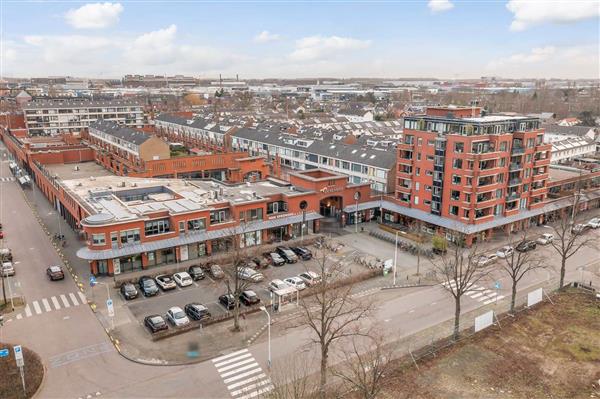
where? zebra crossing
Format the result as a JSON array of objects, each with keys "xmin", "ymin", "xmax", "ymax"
[
  {"xmin": 441, "ymin": 280, "xmax": 505, "ymax": 305},
  {"xmin": 213, "ymin": 349, "xmax": 273, "ymax": 399},
  {"xmin": 0, "ymin": 176, "xmax": 15, "ymax": 182},
  {"xmin": 14, "ymin": 291, "xmax": 86, "ymax": 320}
]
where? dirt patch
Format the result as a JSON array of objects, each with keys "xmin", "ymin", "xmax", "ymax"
[
  {"xmin": 379, "ymin": 290, "xmax": 600, "ymax": 399},
  {"xmin": 0, "ymin": 343, "xmax": 44, "ymax": 399}
]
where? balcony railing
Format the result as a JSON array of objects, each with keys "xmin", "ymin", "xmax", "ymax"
[
  {"xmin": 506, "ymin": 192, "xmax": 519, "ymax": 201},
  {"xmin": 508, "ymin": 178, "xmax": 522, "ymax": 186},
  {"xmin": 511, "ymin": 146, "xmax": 525, "ymax": 154},
  {"xmin": 509, "ymin": 163, "xmax": 523, "ymax": 171}
]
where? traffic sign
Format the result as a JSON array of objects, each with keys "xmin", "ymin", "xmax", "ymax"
[
  {"xmin": 106, "ymin": 299, "xmax": 114, "ymax": 317},
  {"xmin": 13, "ymin": 345, "xmax": 24, "ymax": 367},
  {"xmin": 89, "ymin": 275, "xmax": 97, "ymax": 287},
  {"xmin": 0, "ymin": 349, "xmax": 9, "ymax": 358}
]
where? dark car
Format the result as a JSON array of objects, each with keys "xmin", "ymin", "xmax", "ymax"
[
  {"xmin": 276, "ymin": 246, "xmax": 299, "ymax": 263},
  {"xmin": 138, "ymin": 276, "xmax": 159, "ymax": 297},
  {"xmin": 291, "ymin": 247, "xmax": 312, "ymax": 260},
  {"xmin": 120, "ymin": 283, "xmax": 138, "ymax": 300},
  {"xmin": 219, "ymin": 294, "xmax": 236, "ymax": 310},
  {"xmin": 184, "ymin": 303, "xmax": 212, "ymax": 321},
  {"xmin": 239, "ymin": 290, "xmax": 261, "ymax": 306},
  {"xmin": 251, "ymin": 257, "xmax": 269, "ymax": 269},
  {"xmin": 188, "ymin": 265, "xmax": 205, "ymax": 281},
  {"xmin": 516, "ymin": 240, "xmax": 537, "ymax": 252},
  {"xmin": 144, "ymin": 314, "xmax": 168, "ymax": 333},
  {"xmin": 46, "ymin": 265, "xmax": 65, "ymax": 281},
  {"xmin": 263, "ymin": 252, "xmax": 286, "ymax": 266}
]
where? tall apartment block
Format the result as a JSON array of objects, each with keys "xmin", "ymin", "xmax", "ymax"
[
  {"xmin": 396, "ymin": 106, "xmax": 552, "ymax": 228},
  {"xmin": 23, "ymin": 99, "xmax": 144, "ymax": 136}
]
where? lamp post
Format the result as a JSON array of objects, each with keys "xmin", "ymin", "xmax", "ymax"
[
  {"xmin": 393, "ymin": 231, "xmax": 398, "ymax": 286},
  {"xmin": 354, "ymin": 191, "xmax": 361, "ymax": 233},
  {"xmin": 259, "ymin": 306, "xmax": 271, "ymax": 369},
  {"xmin": 299, "ymin": 201, "xmax": 307, "ymax": 244}
]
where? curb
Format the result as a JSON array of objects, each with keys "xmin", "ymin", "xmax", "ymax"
[{"xmin": 246, "ymin": 322, "xmax": 269, "ymax": 346}]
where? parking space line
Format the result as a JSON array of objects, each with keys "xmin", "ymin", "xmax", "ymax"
[
  {"xmin": 214, "ymin": 353, "xmax": 253, "ymax": 368},
  {"xmin": 217, "ymin": 357, "xmax": 255, "ymax": 373},
  {"xmin": 42, "ymin": 298, "xmax": 52, "ymax": 312},
  {"xmin": 24, "ymin": 304, "xmax": 32, "ymax": 317},
  {"xmin": 51, "ymin": 296, "xmax": 61, "ymax": 310},
  {"xmin": 220, "ymin": 362, "xmax": 259, "ymax": 378},
  {"xmin": 69, "ymin": 293, "xmax": 79, "ymax": 306},
  {"xmin": 32, "ymin": 301, "xmax": 42, "ymax": 314},
  {"xmin": 60, "ymin": 294, "xmax": 70, "ymax": 308},
  {"xmin": 213, "ymin": 349, "xmax": 249, "ymax": 363}
]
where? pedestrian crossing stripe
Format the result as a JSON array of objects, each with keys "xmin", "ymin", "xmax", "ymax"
[
  {"xmin": 0, "ymin": 177, "xmax": 16, "ymax": 182},
  {"xmin": 213, "ymin": 350, "xmax": 273, "ymax": 398},
  {"xmin": 441, "ymin": 282, "xmax": 506, "ymax": 305},
  {"xmin": 13, "ymin": 292, "xmax": 86, "ymax": 320}
]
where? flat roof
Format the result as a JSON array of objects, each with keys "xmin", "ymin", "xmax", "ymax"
[
  {"xmin": 62, "ymin": 176, "xmax": 313, "ymax": 223},
  {"xmin": 548, "ymin": 167, "xmax": 588, "ymax": 182},
  {"xmin": 45, "ymin": 162, "xmax": 114, "ymax": 181}
]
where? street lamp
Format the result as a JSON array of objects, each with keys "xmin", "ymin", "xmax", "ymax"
[
  {"xmin": 393, "ymin": 230, "xmax": 406, "ymax": 286},
  {"xmin": 354, "ymin": 191, "xmax": 361, "ymax": 234},
  {"xmin": 259, "ymin": 306, "xmax": 271, "ymax": 369},
  {"xmin": 299, "ymin": 201, "xmax": 307, "ymax": 244}
]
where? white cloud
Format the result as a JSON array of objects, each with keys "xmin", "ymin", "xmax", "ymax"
[
  {"xmin": 428, "ymin": 0, "xmax": 454, "ymax": 13},
  {"xmin": 254, "ymin": 31, "xmax": 280, "ymax": 43},
  {"xmin": 486, "ymin": 44, "xmax": 599, "ymax": 78},
  {"xmin": 65, "ymin": 2, "xmax": 124, "ymax": 29},
  {"xmin": 289, "ymin": 35, "xmax": 371, "ymax": 61},
  {"xmin": 127, "ymin": 24, "xmax": 178, "ymax": 65},
  {"xmin": 23, "ymin": 35, "xmax": 114, "ymax": 64},
  {"xmin": 507, "ymin": 0, "xmax": 600, "ymax": 31}
]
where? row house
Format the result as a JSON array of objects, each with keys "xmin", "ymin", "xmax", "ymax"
[{"xmin": 154, "ymin": 113, "xmax": 235, "ymax": 153}]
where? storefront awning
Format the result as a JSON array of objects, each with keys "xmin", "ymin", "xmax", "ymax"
[{"xmin": 76, "ymin": 212, "xmax": 322, "ymax": 261}]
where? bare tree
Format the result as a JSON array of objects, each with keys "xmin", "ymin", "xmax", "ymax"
[
  {"xmin": 497, "ymin": 233, "xmax": 546, "ymax": 313},
  {"xmin": 549, "ymin": 189, "xmax": 596, "ymax": 289},
  {"xmin": 266, "ymin": 352, "xmax": 317, "ymax": 399},
  {"xmin": 431, "ymin": 236, "xmax": 491, "ymax": 340},
  {"xmin": 331, "ymin": 333, "xmax": 396, "ymax": 399},
  {"xmin": 293, "ymin": 242, "xmax": 375, "ymax": 399}
]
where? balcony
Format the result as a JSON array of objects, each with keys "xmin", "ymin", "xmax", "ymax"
[
  {"xmin": 506, "ymin": 192, "xmax": 519, "ymax": 202},
  {"xmin": 508, "ymin": 178, "xmax": 522, "ymax": 186},
  {"xmin": 511, "ymin": 146, "xmax": 525, "ymax": 155},
  {"xmin": 509, "ymin": 163, "xmax": 523, "ymax": 171},
  {"xmin": 533, "ymin": 157, "xmax": 550, "ymax": 167}
]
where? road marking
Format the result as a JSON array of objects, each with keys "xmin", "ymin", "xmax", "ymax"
[
  {"xmin": 49, "ymin": 342, "xmax": 114, "ymax": 368},
  {"xmin": 193, "ymin": 282, "xmax": 199, "ymax": 287},
  {"xmin": 24, "ymin": 304, "xmax": 32, "ymax": 317},
  {"xmin": 217, "ymin": 358, "xmax": 256, "ymax": 373},
  {"xmin": 51, "ymin": 296, "xmax": 61, "ymax": 310},
  {"xmin": 227, "ymin": 373, "xmax": 267, "ymax": 390},
  {"xmin": 69, "ymin": 293, "xmax": 79, "ymax": 306},
  {"xmin": 78, "ymin": 291, "xmax": 87, "ymax": 304},
  {"xmin": 408, "ymin": 309, "xmax": 415, "ymax": 313},
  {"xmin": 32, "ymin": 301, "xmax": 42, "ymax": 314},
  {"xmin": 230, "ymin": 380, "xmax": 272, "ymax": 397},
  {"xmin": 213, "ymin": 349, "xmax": 249, "ymax": 363},
  {"xmin": 16, "ymin": 314, "xmax": 22, "ymax": 320},
  {"xmin": 223, "ymin": 368, "xmax": 263, "ymax": 384},
  {"xmin": 430, "ymin": 302, "xmax": 437, "ymax": 305},
  {"xmin": 236, "ymin": 386, "xmax": 273, "ymax": 399},
  {"xmin": 214, "ymin": 353, "xmax": 253, "ymax": 368},
  {"xmin": 220, "ymin": 362, "xmax": 259, "ymax": 378},
  {"xmin": 470, "ymin": 292, "xmax": 485, "ymax": 299},
  {"xmin": 483, "ymin": 295, "xmax": 505, "ymax": 305},
  {"xmin": 60, "ymin": 294, "xmax": 71, "ymax": 308},
  {"xmin": 42, "ymin": 298, "xmax": 52, "ymax": 312}
]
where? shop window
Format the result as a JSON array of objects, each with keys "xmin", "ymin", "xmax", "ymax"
[{"xmin": 120, "ymin": 229, "xmax": 140, "ymax": 244}]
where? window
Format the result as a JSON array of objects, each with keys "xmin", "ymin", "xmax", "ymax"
[
  {"xmin": 267, "ymin": 201, "xmax": 288, "ymax": 214},
  {"xmin": 454, "ymin": 142, "xmax": 464, "ymax": 153},
  {"xmin": 417, "ymin": 153, "xmax": 422, "ymax": 161},
  {"xmin": 428, "ymin": 140, "xmax": 435, "ymax": 146},
  {"xmin": 240, "ymin": 230, "xmax": 262, "ymax": 248},
  {"xmin": 451, "ymin": 190, "xmax": 460, "ymax": 200},
  {"xmin": 179, "ymin": 221, "xmax": 185, "ymax": 233},
  {"xmin": 449, "ymin": 205, "xmax": 459, "ymax": 215},
  {"xmin": 425, "ymin": 185, "xmax": 432, "ymax": 191},
  {"xmin": 426, "ymin": 155, "xmax": 434, "ymax": 161},
  {"xmin": 452, "ymin": 175, "xmax": 461, "ymax": 184},
  {"xmin": 465, "ymin": 193, "xmax": 471, "ymax": 202},
  {"xmin": 499, "ymin": 158, "xmax": 506, "ymax": 167},
  {"xmin": 120, "ymin": 229, "xmax": 140, "ymax": 244},
  {"xmin": 424, "ymin": 200, "xmax": 432, "ymax": 205},
  {"xmin": 145, "ymin": 219, "xmax": 170, "ymax": 236},
  {"xmin": 110, "ymin": 232, "xmax": 118, "ymax": 245},
  {"xmin": 415, "ymin": 182, "xmax": 420, "ymax": 191},
  {"xmin": 426, "ymin": 170, "xmax": 433, "ymax": 176},
  {"xmin": 527, "ymin": 138, "xmax": 535, "ymax": 148},
  {"xmin": 92, "ymin": 233, "xmax": 106, "ymax": 246},
  {"xmin": 187, "ymin": 218, "xmax": 206, "ymax": 231},
  {"xmin": 463, "ymin": 209, "xmax": 470, "ymax": 218},
  {"xmin": 418, "ymin": 138, "xmax": 423, "ymax": 146},
  {"xmin": 453, "ymin": 159, "xmax": 463, "ymax": 169},
  {"xmin": 416, "ymin": 167, "xmax": 421, "ymax": 176},
  {"xmin": 466, "ymin": 177, "xmax": 472, "ymax": 186},
  {"xmin": 342, "ymin": 161, "xmax": 350, "ymax": 170},
  {"xmin": 500, "ymin": 141, "xmax": 507, "ymax": 151},
  {"xmin": 526, "ymin": 154, "xmax": 532, "ymax": 162},
  {"xmin": 414, "ymin": 196, "xmax": 419, "ymax": 205},
  {"xmin": 210, "ymin": 209, "xmax": 230, "ymax": 224}
]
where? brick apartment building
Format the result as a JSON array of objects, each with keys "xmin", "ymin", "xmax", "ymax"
[{"xmin": 154, "ymin": 113, "xmax": 236, "ymax": 153}]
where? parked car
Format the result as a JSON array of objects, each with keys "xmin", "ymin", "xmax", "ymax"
[
  {"xmin": 155, "ymin": 274, "xmax": 177, "ymax": 291},
  {"xmin": 144, "ymin": 314, "xmax": 168, "ymax": 333},
  {"xmin": 572, "ymin": 223, "xmax": 590, "ymax": 235},
  {"xmin": 219, "ymin": 294, "xmax": 236, "ymax": 310},
  {"xmin": 299, "ymin": 271, "xmax": 322, "ymax": 287},
  {"xmin": 586, "ymin": 217, "xmax": 600, "ymax": 229},
  {"xmin": 496, "ymin": 246, "xmax": 514, "ymax": 259},
  {"xmin": 188, "ymin": 265, "xmax": 205, "ymax": 281},
  {"xmin": 238, "ymin": 267, "xmax": 264, "ymax": 282},
  {"xmin": 276, "ymin": 247, "xmax": 299, "ymax": 263},
  {"xmin": 0, "ymin": 248, "xmax": 12, "ymax": 262},
  {"xmin": 208, "ymin": 263, "xmax": 225, "ymax": 279},
  {"xmin": 120, "ymin": 283, "xmax": 138, "ymax": 300},
  {"xmin": 269, "ymin": 279, "xmax": 291, "ymax": 292},
  {"xmin": 291, "ymin": 247, "xmax": 312, "ymax": 260},
  {"xmin": 166, "ymin": 306, "xmax": 190, "ymax": 327},
  {"xmin": 46, "ymin": 265, "xmax": 64, "ymax": 280},
  {"xmin": 138, "ymin": 276, "xmax": 159, "ymax": 297},
  {"xmin": 0, "ymin": 231, "xmax": 4, "ymax": 239},
  {"xmin": 184, "ymin": 303, "xmax": 212, "ymax": 321},
  {"xmin": 475, "ymin": 254, "xmax": 498, "ymax": 267},
  {"xmin": 173, "ymin": 272, "xmax": 193, "ymax": 287},
  {"xmin": 239, "ymin": 290, "xmax": 261, "ymax": 306},
  {"xmin": 284, "ymin": 276, "xmax": 307, "ymax": 290},
  {"xmin": 251, "ymin": 256, "xmax": 269, "ymax": 269},
  {"xmin": 264, "ymin": 252, "xmax": 286, "ymax": 266},
  {"xmin": 1, "ymin": 262, "xmax": 15, "ymax": 277},
  {"xmin": 536, "ymin": 233, "xmax": 554, "ymax": 245},
  {"xmin": 516, "ymin": 240, "xmax": 537, "ymax": 252},
  {"xmin": 299, "ymin": 271, "xmax": 322, "ymax": 285}
]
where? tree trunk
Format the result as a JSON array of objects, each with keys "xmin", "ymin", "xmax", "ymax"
[
  {"xmin": 510, "ymin": 281, "xmax": 517, "ymax": 314},
  {"xmin": 1, "ymin": 275, "xmax": 6, "ymax": 306},
  {"xmin": 453, "ymin": 297, "xmax": 461, "ymax": 341},
  {"xmin": 319, "ymin": 346, "xmax": 328, "ymax": 399},
  {"xmin": 233, "ymin": 303, "xmax": 240, "ymax": 331},
  {"xmin": 559, "ymin": 257, "xmax": 566, "ymax": 289}
]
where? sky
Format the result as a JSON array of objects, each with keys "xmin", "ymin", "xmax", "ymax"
[{"xmin": 1, "ymin": 0, "xmax": 599, "ymax": 79}]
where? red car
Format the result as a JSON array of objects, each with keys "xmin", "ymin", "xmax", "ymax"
[{"xmin": 0, "ymin": 231, "xmax": 4, "ymax": 239}]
